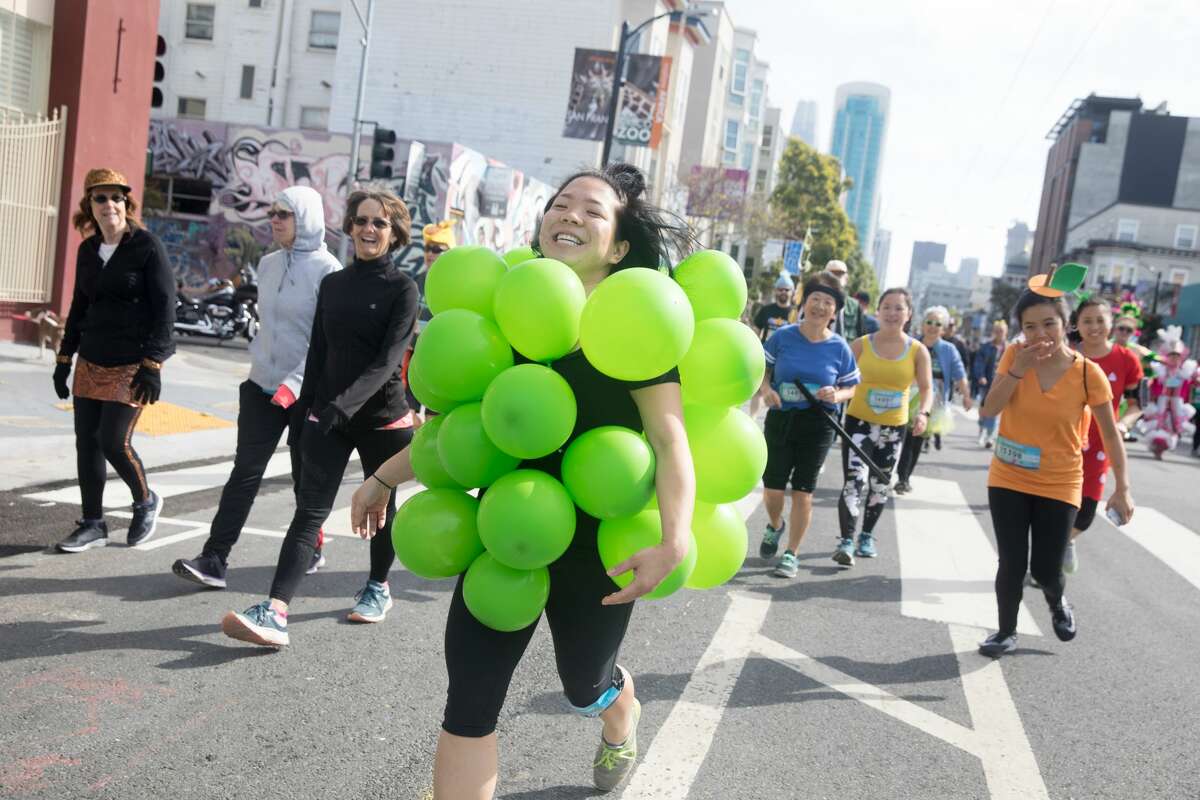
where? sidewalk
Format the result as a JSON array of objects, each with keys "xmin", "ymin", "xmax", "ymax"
[{"xmin": 0, "ymin": 340, "xmax": 249, "ymax": 491}]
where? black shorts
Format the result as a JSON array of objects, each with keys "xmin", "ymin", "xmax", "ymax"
[{"xmin": 762, "ymin": 407, "xmax": 836, "ymax": 493}]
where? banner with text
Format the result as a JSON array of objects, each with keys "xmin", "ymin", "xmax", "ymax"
[{"xmin": 563, "ymin": 49, "xmax": 672, "ymax": 149}]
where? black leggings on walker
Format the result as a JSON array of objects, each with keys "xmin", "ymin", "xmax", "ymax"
[
  {"xmin": 268, "ymin": 420, "xmax": 412, "ymax": 604},
  {"xmin": 988, "ymin": 486, "xmax": 1077, "ymax": 636},
  {"xmin": 74, "ymin": 397, "xmax": 149, "ymax": 519}
]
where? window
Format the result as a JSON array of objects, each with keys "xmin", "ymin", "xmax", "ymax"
[
  {"xmin": 249, "ymin": 0, "xmax": 263, "ymax": 6},
  {"xmin": 749, "ymin": 79, "xmax": 764, "ymax": 119},
  {"xmin": 1170, "ymin": 268, "xmax": 1189, "ymax": 286},
  {"xmin": 1116, "ymin": 218, "xmax": 1139, "ymax": 242},
  {"xmin": 1175, "ymin": 224, "xmax": 1197, "ymax": 250},
  {"xmin": 731, "ymin": 48, "xmax": 749, "ymax": 94},
  {"xmin": 724, "ymin": 119, "xmax": 739, "ymax": 152},
  {"xmin": 756, "ymin": 168, "xmax": 767, "ymax": 187},
  {"xmin": 309, "ymin": 11, "xmax": 340, "ymax": 49},
  {"xmin": 761, "ymin": 125, "xmax": 773, "ymax": 148},
  {"xmin": 185, "ymin": 4, "xmax": 215, "ymax": 40},
  {"xmin": 177, "ymin": 97, "xmax": 206, "ymax": 119},
  {"xmin": 239, "ymin": 65, "xmax": 255, "ymax": 99},
  {"xmin": 728, "ymin": 93, "xmax": 743, "ymax": 107},
  {"xmin": 1121, "ymin": 264, "xmax": 1137, "ymax": 286},
  {"xmin": 144, "ymin": 176, "xmax": 214, "ymax": 216},
  {"xmin": 299, "ymin": 106, "xmax": 329, "ymax": 130}
]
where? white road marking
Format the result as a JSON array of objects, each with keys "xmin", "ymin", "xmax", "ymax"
[
  {"xmin": 22, "ymin": 453, "xmax": 296, "ymax": 508},
  {"xmin": 622, "ymin": 592, "xmax": 771, "ymax": 799},
  {"xmin": 1106, "ymin": 506, "xmax": 1200, "ymax": 592},
  {"xmin": 132, "ymin": 526, "xmax": 210, "ymax": 551},
  {"xmin": 894, "ymin": 477, "xmax": 1042, "ymax": 636}
]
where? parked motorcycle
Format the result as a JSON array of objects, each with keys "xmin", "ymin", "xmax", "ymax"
[{"xmin": 174, "ymin": 271, "xmax": 258, "ymax": 343}]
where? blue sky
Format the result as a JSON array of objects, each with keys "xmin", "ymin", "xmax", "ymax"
[{"xmin": 733, "ymin": 0, "xmax": 1198, "ymax": 285}]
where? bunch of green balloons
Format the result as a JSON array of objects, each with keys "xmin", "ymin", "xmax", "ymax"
[{"xmin": 393, "ymin": 244, "xmax": 763, "ymax": 631}]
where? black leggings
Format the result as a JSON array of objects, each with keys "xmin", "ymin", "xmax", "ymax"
[
  {"xmin": 896, "ymin": 427, "xmax": 923, "ymax": 483},
  {"xmin": 204, "ymin": 381, "xmax": 303, "ymax": 563},
  {"xmin": 268, "ymin": 420, "xmax": 412, "ymax": 604},
  {"xmin": 442, "ymin": 518, "xmax": 632, "ymax": 738},
  {"xmin": 74, "ymin": 397, "xmax": 149, "ymax": 519},
  {"xmin": 988, "ymin": 487, "xmax": 1077, "ymax": 636},
  {"xmin": 838, "ymin": 416, "xmax": 904, "ymax": 537},
  {"xmin": 1074, "ymin": 496, "xmax": 1099, "ymax": 533}
]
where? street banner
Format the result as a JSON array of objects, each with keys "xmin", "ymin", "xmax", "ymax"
[
  {"xmin": 563, "ymin": 49, "xmax": 672, "ymax": 149},
  {"xmin": 783, "ymin": 240, "xmax": 805, "ymax": 275},
  {"xmin": 563, "ymin": 49, "xmax": 616, "ymax": 142}
]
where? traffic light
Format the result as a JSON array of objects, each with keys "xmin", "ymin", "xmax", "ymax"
[
  {"xmin": 151, "ymin": 35, "xmax": 166, "ymax": 108},
  {"xmin": 370, "ymin": 127, "xmax": 397, "ymax": 179}
]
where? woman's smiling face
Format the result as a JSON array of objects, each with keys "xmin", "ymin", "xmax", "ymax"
[{"xmin": 538, "ymin": 177, "xmax": 628, "ymax": 275}]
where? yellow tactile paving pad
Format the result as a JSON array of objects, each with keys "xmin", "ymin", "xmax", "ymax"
[{"xmin": 54, "ymin": 401, "xmax": 235, "ymax": 436}]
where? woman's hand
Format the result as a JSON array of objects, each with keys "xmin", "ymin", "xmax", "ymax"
[
  {"xmin": 762, "ymin": 387, "xmax": 782, "ymax": 409},
  {"xmin": 961, "ymin": 393, "xmax": 974, "ymax": 412},
  {"xmin": 350, "ymin": 478, "xmax": 390, "ymax": 539},
  {"xmin": 601, "ymin": 540, "xmax": 688, "ymax": 605},
  {"xmin": 1106, "ymin": 487, "xmax": 1135, "ymax": 526},
  {"xmin": 912, "ymin": 413, "xmax": 928, "ymax": 437},
  {"xmin": 1010, "ymin": 340, "xmax": 1055, "ymax": 374},
  {"xmin": 815, "ymin": 385, "xmax": 837, "ymax": 403}
]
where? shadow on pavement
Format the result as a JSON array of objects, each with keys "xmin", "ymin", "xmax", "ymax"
[
  {"xmin": 502, "ymin": 787, "xmax": 603, "ymax": 799},
  {"xmin": 525, "ymin": 670, "xmax": 691, "ymax": 716}
]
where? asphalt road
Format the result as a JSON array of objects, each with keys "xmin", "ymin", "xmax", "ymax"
[{"xmin": 2, "ymin": 405, "xmax": 1199, "ymax": 799}]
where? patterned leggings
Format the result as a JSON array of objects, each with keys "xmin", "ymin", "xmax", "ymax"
[{"xmin": 838, "ymin": 415, "xmax": 905, "ymax": 538}]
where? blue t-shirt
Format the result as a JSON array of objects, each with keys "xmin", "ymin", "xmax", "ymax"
[{"xmin": 763, "ymin": 325, "xmax": 860, "ymax": 411}]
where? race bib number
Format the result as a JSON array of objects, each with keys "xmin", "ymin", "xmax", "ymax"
[
  {"xmin": 1166, "ymin": 376, "xmax": 1183, "ymax": 389},
  {"xmin": 867, "ymin": 388, "xmax": 904, "ymax": 415},
  {"xmin": 995, "ymin": 436, "xmax": 1042, "ymax": 470},
  {"xmin": 779, "ymin": 383, "xmax": 820, "ymax": 403}
]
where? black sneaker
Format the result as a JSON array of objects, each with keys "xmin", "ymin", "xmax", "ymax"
[
  {"xmin": 1050, "ymin": 597, "xmax": 1077, "ymax": 641},
  {"xmin": 127, "ymin": 491, "xmax": 163, "ymax": 546},
  {"xmin": 306, "ymin": 548, "xmax": 326, "ymax": 575},
  {"xmin": 894, "ymin": 480, "xmax": 912, "ymax": 495},
  {"xmin": 172, "ymin": 553, "xmax": 227, "ymax": 589},
  {"xmin": 978, "ymin": 632, "xmax": 1017, "ymax": 658},
  {"xmin": 57, "ymin": 520, "xmax": 109, "ymax": 553}
]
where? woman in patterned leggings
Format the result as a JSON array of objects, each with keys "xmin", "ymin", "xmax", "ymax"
[{"xmin": 834, "ymin": 288, "xmax": 933, "ymax": 566}]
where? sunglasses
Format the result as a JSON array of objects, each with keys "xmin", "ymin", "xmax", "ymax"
[
  {"xmin": 1115, "ymin": 326, "xmax": 1135, "ymax": 334},
  {"xmin": 352, "ymin": 216, "xmax": 391, "ymax": 230},
  {"xmin": 924, "ymin": 320, "xmax": 943, "ymax": 327},
  {"xmin": 424, "ymin": 245, "xmax": 448, "ymax": 255},
  {"xmin": 267, "ymin": 209, "xmax": 293, "ymax": 220},
  {"xmin": 91, "ymin": 192, "xmax": 126, "ymax": 205}
]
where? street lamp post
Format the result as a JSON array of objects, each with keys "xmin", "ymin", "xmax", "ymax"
[
  {"xmin": 340, "ymin": 0, "xmax": 376, "ymax": 263},
  {"xmin": 600, "ymin": 7, "xmax": 707, "ymax": 168},
  {"xmin": 1152, "ymin": 269, "xmax": 1163, "ymax": 315}
]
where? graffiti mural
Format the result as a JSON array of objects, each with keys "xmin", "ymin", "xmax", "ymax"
[{"xmin": 146, "ymin": 118, "xmax": 550, "ymax": 289}]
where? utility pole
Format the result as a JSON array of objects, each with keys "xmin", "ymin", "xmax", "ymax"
[
  {"xmin": 340, "ymin": 0, "xmax": 376, "ymax": 263},
  {"xmin": 599, "ymin": 21, "xmax": 629, "ymax": 168}
]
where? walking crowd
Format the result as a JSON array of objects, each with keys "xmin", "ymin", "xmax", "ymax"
[{"xmin": 47, "ymin": 160, "xmax": 1199, "ymax": 798}]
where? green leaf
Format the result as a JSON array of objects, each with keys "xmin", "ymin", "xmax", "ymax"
[{"xmin": 1048, "ymin": 262, "xmax": 1087, "ymax": 293}]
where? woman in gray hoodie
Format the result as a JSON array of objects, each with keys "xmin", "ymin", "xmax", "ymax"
[{"xmin": 172, "ymin": 186, "xmax": 340, "ymax": 588}]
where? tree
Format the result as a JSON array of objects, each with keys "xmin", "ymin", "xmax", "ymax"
[
  {"xmin": 770, "ymin": 138, "xmax": 877, "ymax": 298},
  {"xmin": 990, "ymin": 280, "xmax": 1022, "ymax": 323}
]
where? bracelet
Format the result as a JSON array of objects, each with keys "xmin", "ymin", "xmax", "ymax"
[
  {"xmin": 141, "ymin": 358, "xmax": 163, "ymax": 370},
  {"xmin": 371, "ymin": 473, "xmax": 395, "ymax": 491},
  {"xmin": 55, "ymin": 354, "xmax": 71, "ymax": 365}
]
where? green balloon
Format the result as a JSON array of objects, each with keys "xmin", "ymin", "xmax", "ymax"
[
  {"xmin": 493, "ymin": 258, "xmax": 586, "ymax": 362},
  {"xmin": 685, "ymin": 502, "xmax": 748, "ymax": 589},
  {"xmin": 390, "ymin": 489, "xmax": 483, "ymax": 579},
  {"xmin": 480, "ymin": 364, "xmax": 577, "ymax": 459},
  {"xmin": 425, "ymin": 245, "xmax": 507, "ymax": 319},
  {"xmin": 437, "ymin": 403, "xmax": 520, "ymax": 488},
  {"xmin": 478, "ymin": 470, "xmax": 576, "ymax": 569},
  {"xmin": 410, "ymin": 416, "xmax": 466, "ymax": 490},
  {"xmin": 561, "ymin": 426, "xmax": 656, "ymax": 520},
  {"xmin": 674, "ymin": 249, "xmax": 748, "ymax": 321},
  {"xmin": 462, "ymin": 552, "xmax": 550, "ymax": 632},
  {"xmin": 684, "ymin": 404, "xmax": 767, "ymax": 504},
  {"xmin": 407, "ymin": 363, "xmax": 461, "ymax": 414},
  {"xmin": 501, "ymin": 245, "xmax": 538, "ymax": 269},
  {"xmin": 596, "ymin": 510, "xmax": 697, "ymax": 599},
  {"xmin": 410, "ymin": 309, "xmax": 513, "ymax": 403},
  {"xmin": 679, "ymin": 318, "xmax": 766, "ymax": 407},
  {"xmin": 579, "ymin": 268, "xmax": 695, "ymax": 381}
]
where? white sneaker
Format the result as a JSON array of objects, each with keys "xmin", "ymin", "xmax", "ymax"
[
  {"xmin": 1063, "ymin": 541, "xmax": 1078, "ymax": 575},
  {"xmin": 978, "ymin": 430, "xmax": 988, "ymax": 448}
]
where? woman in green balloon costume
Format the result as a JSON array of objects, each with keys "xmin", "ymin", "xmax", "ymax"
[{"xmin": 351, "ymin": 163, "xmax": 697, "ymax": 797}]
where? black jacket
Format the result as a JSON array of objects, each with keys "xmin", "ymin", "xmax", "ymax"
[
  {"xmin": 59, "ymin": 227, "xmax": 176, "ymax": 366},
  {"xmin": 299, "ymin": 255, "xmax": 419, "ymax": 432}
]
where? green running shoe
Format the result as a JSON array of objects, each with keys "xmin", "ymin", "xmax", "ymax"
[{"xmin": 593, "ymin": 698, "xmax": 641, "ymax": 792}]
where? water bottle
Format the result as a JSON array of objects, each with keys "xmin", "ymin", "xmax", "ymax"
[{"xmin": 1105, "ymin": 507, "xmax": 1125, "ymax": 527}]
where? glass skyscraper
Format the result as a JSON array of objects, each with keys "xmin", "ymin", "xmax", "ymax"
[{"xmin": 829, "ymin": 82, "xmax": 890, "ymax": 261}]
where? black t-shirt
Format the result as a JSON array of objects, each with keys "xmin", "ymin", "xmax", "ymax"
[
  {"xmin": 519, "ymin": 348, "xmax": 679, "ymax": 480},
  {"xmin": 753, "ymin": 303, "xmax": 791, "ymax": 341}
]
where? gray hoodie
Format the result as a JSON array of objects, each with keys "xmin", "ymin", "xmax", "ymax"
[{"xmin": 247, "ymin": 186, "xmax": 341, "ymax": 396}]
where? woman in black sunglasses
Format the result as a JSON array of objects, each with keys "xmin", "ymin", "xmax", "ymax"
[
  {"xmin": 53, "ymin": 168, "xmax": 174, "ymax": 553},
  {"xmin": 222, "ymin": 189, "xmax": 419, "ymax": 647}
]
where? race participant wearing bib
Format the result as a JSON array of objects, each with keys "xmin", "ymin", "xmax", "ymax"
[
  {"xmin": 835, "ymin": 287, "xmax": 933, "ymax": 567},
  {"xmin": 978, "ymin": 289, "xmax": 1133, "ymax": 660}
]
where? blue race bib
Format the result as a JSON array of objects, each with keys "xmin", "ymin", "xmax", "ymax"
[
  {"xmin": 867, "ymin": 388, "xmax": 904, "ymax": 415},
  {"xmin": 995, "ymin": 435, "xmax": 1042, "ymax": 470}
]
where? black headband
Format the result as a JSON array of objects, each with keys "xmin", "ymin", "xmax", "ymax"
[{"xmin": 804, "ymin": 283, "xmax": 845, "ymax": 312}]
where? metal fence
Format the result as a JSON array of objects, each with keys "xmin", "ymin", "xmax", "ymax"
[{"xmin": 0, "ymin": 106, "xmax": 67, "ymax": 303}]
